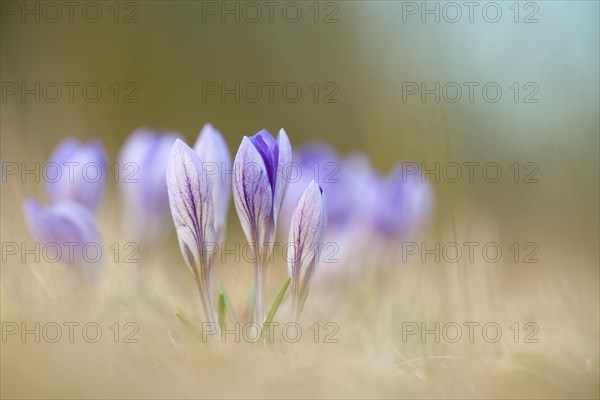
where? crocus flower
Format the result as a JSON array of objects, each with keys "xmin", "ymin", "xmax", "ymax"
[
  {"xmin": 287, "ymin": 181, "xmax": 327, "ymax": 323},
  {"xmin": 194, "ymin": 123, "xmax": 232, "ymax": 244},
  {"xmin": 23, "ymin": 198, "xmax": 104, "ymax": 281},
  {"xmin": 45, "ymin": 138, "xmax": 107, "ymax": 213},
  {"xmin": 369, "ymin": 164, "xmax": 433, "ymax": 238},
  {"xmin": 166, "ymin": 139, "xmax": 217, "ymax": 324},
  {"xmin": 233, "ymin": 128, "xmax": 291, "ymax": 327},
  {"xmin": 119, "ymin": 128, "xmax": 179, "ymax": 246}
]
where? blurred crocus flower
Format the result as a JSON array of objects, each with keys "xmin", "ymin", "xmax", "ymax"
[
  {"xmin": 280, "ymin": 142, "xmax": 355, "ymax": 235},
  {"xmin": 233, "ymin": 128, "xmax": 291, "ymax": 327},
  {"xmin": 119, "ymin": 128, "xmax": 179, "ymax": 246},
  {"xmin": 369, "ymin": 164, "xmax": 434, "ymax": 238},
  {"xmin": 281, "ymin": 145, "xmax": 376, "ymax": 279},
  {"xmin": 287, "ymin": 181, "xmax": 327, "ymax": 323},
  {"xmin": 166, "ymin": 139, "xmax": 217, "ymax": 325},
  {"xmin": 23, "ymin": 198, "xmax": 104, "ymax": 281},
  {"xmin": 45, "ymin": 138, "xmax": 107, "ymax": 213},
  {"xmin": 194, "ymin": 123, "xmax": 232, "ymax": 244}
]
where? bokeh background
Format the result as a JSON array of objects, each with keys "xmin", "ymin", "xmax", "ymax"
[{"xmin": 1, "ymin": 1, "xmax": 599, "ymax": 398}]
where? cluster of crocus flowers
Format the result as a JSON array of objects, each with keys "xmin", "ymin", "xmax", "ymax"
[
  {"xmin": 23, "ymin": 124, "xmax": 432, "ymax": 332},
  {"xmin": 165, "ymin": 127, "xmax": 328, "ymax": 329}
]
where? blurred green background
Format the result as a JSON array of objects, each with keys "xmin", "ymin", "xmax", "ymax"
[{"xmin": 1, "ymin": 0, "xmax": 598, "ymax": 268}]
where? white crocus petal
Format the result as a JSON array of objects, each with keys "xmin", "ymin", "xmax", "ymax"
[{"xmin": 194, "ymin": 123, "xmax": 232, "ymax": 244}]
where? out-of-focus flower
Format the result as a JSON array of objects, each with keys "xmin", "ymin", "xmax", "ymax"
[
  {"xmin": 119, "ymin": 128, "xmax": 179, "ymax": 246},
  {"xmin": 166, "ymin": 139, "xmax": 217, "ymax": 324},
  {"xmin": 282, "ymin": 141, "xmax": 435, "ymax": 284},
  {"xmin": 287, "ymin": 181, "xmax": 327, "ymax": 323},
  {"xmin": 369, "ymin": 164, "xmax": 433, "ymax": 238},
  {"xmin": 233, "ymin": 128, "xmax": 292, "ymax": 327},
  {"xmin": 281, "ymin": 145, "xmax": 376, "ymax": 279},
  {"xmin": 23, "ymin": 198, "xmax": 104, "ymax": 281},
  {"xmin": 194, "ymin": 123, "xmax": 232, "ymax": 244},
  {"xmin": 45, "ymin": 138, "xmax": 107, "ymax": 213},
  {"xmin": 281, "ymin": 143, "xmax": 358, "ymax": 235}
]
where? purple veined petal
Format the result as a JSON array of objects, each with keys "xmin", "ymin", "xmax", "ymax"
[
  {"xmin": 194, "ymin": 123, "xmax": 232, "ymax": 244},
  {"xmin": 279, "ymin": 174, "xmax": 311, "ymax": 238},
  {"xmin": 272, "ymin": 128, "xmax": 291, "ymax": 227},
  {"xmin": 249, "ymin": 129, "xmax": 277, "ymax": 185},
  {"xmin": 23, "ymin": 198, "xmax": 104, "ymax": 280},
  {"xmin": 45, "ymin": 138, "xmax": 108, "ymax": 213},
  {"xmin": 119, "ymin": 128, "xmax": 179, "ymax": 245},
  {"xmin": 232, "ymin": 137, "xmax": 274, "ymax": 246},
  {"xmin": 166, "ymin": 138, "xmax": 218, "ymax": 325},
  {"xmin": 166, "ymin": 139, "xmax": 216, "ymax": 274},
  {"xmin": 235, "ymin": 129, "xmax": 291, "ymax": 328},
  {"xmin": 287, "ymin": 180, "xmax": 327, "ymax": 322}
]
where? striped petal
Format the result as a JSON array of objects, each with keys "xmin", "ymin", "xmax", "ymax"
[
  {"xmin": 287, "ymin": 180, "xmax": 327, "ymax": 321},
  {"xmin": 232, "ymin": 136, "xmax": 273, "ymax": 247},
  {"xmin": 166, "ymin": 139, "xmax": 215, "ymax": 275}
]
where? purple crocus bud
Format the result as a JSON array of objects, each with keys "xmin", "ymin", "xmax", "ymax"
[
  {"xmin": 193, "ymin": 123, "xmax": 232, "ymax": 244},
  {"xmin": 45, "ymin": 138, "xmax": 107, "ymax": 213},
  {"xmin": 119, "ymin": 128, "xmax": 179, "ymax": 246},
  {"xmin": 166, "ymin": 139, "xmax": 217, "ymax": 325},
  {"xmin": 370, "ymin": 164, "xmax": 434, "ymax": 237},
  {"xmin": 287, "ymin": 181, "xmax": 327, "ymax": 323},
  {"xmin": 23, "ymin": 198, "xmax": 104, "ymax": 281},
  {"xmin": 232, "ymin": 128, "xmax": 291, "ymax": 327}
]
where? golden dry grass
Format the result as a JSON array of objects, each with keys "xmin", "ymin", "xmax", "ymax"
[{"xmin": 1, "ymin": 186, "xmax": 598, "ymax": 399}]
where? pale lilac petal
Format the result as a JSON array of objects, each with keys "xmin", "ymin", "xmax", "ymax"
[
  {"xmin": 287, "ymin": 180, "xmax": 327, "ymax": 319},
  {"xmin": 23, "ymin": 198, "xmax": 104, "ymax": 278},
  {"xmin": 294, "ymin": 141, "xmax": 338, "ymax": 166},
  {"xmin": 232, "ymin": 137, "xmax": 273, "ymax": 246},
  {"xmin": 46, "ymin": 139, "xmax": 80, "ymax": 173},
  {"xmin": 194, "ymin": 123, "xmax": 232, "ymax": 243},
  {"xmin": 45, "ymin": 138, "xmax": 107, "ymax": 213},
  {"xmin": 273, "ymin": 128, "xmax": 292, "ymax": 227},
  {"xmin": 119, "ymin": 128, "xmax": 178, "ymax": 244},
  {"xmin": 280, "ymin": 142, "xmax": 332, "ymax": 236},
  {"xmin": 372, "ymin": 164, "xmax": 434, "ymax": 236},
  {"xmin": 166, "ymin": 139, "xmax": 215, "ymax": 274}
]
